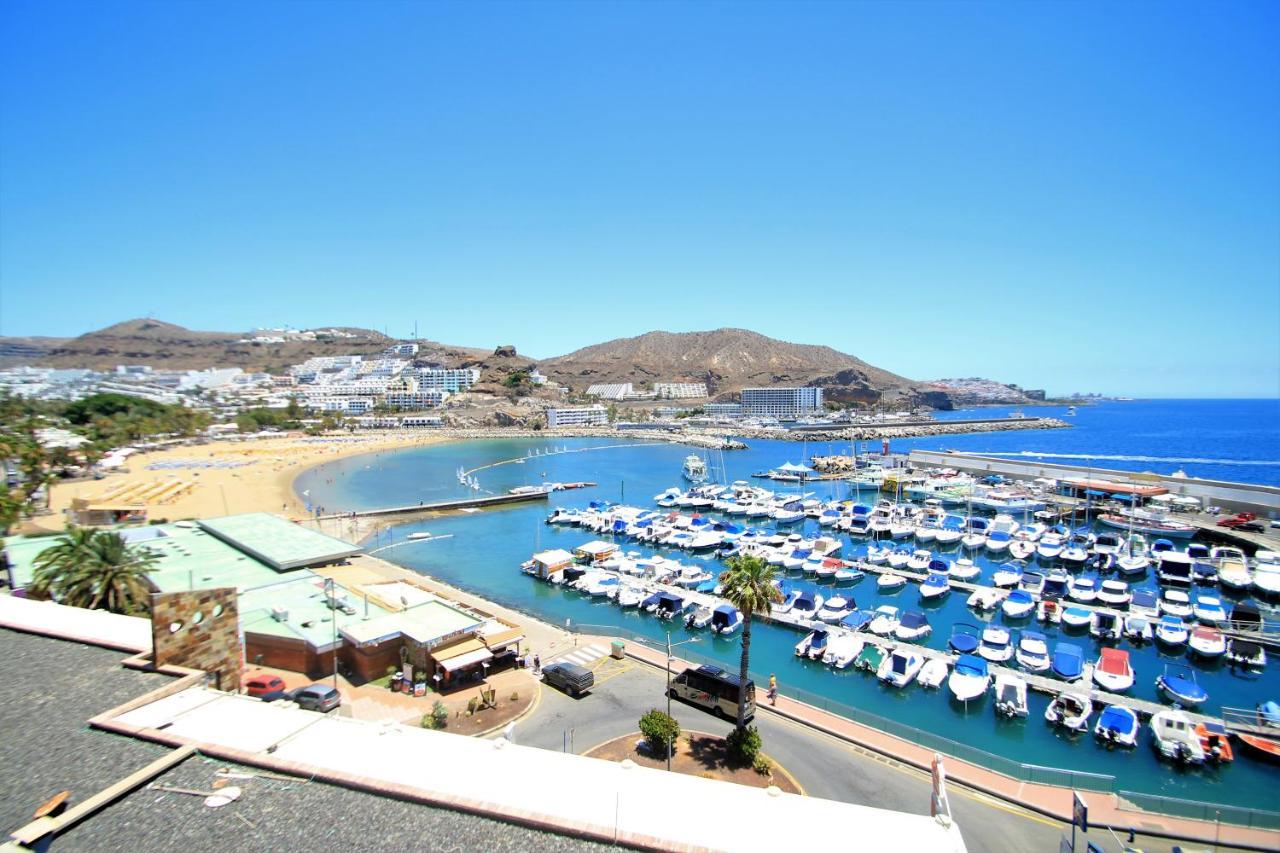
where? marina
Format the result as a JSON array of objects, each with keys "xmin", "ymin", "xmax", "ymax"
[{"xmin": 294, "ymin": 403, "xmax": 1280, "ymax": 817}]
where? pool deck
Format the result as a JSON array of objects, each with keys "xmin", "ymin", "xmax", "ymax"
[{"xmin": 624, "ymin": 641, "xmax": 1279, "ymax": 851}]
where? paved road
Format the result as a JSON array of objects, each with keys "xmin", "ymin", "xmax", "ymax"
[{"xmin": 514, "ymin": 654, "xmax": 1187, "ymax": 853}]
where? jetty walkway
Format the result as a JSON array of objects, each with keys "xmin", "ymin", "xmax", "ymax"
[{"xmin": 317, "ymin": 490, "xmax": 548, "ymax": 520}]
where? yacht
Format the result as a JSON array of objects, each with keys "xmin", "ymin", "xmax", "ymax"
[{"xmin": 682, "ymin": 454, "xmax": 708, "ymax": 484}]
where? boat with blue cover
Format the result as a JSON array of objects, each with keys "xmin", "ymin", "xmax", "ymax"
[
  {"xmin": 1156, "ymin": 663, "xmax": 1209, "ymax": 707},
  {"xmin": 1052, "ymin": 642, "xmax": 1085, "ymax": 681},
  {"xmin": 949, "ymin": 623, "xmax": 981, "ymax": 655},
  {"xmin": 948, "ymin": 654, "xmax": 990, "ymax": 702},
  {"xmin": 1095, "ymin": 705, "xmax": 1139, "ymax": 747}
]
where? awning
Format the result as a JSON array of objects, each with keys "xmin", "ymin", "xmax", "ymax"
[
  {"xmin": 432, "ymin": 637, "xmax": 487, "ymax": 661},
  {"xmin": 438, "ymin": 647, "xmax": 493, "ymax": 673},
  {"xmin": 482, "ymin": 627, "xmax": 525, "ymax": 652}
]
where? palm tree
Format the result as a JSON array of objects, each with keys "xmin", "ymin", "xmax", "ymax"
[
  {"xmin": 31, "ymin": 527, "xmax": 158, "ymax": 615},
  {"xmin": 718, "ymin": 553, "xmax": 782, "ymax": 733}
]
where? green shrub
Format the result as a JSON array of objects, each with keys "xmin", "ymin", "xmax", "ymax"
[
  {"xmin": 726, "ymin": 725, "xmax": 762, "ymax": 763},
  {"xmin": 430, "ymin": 700, "xmax": 448, "ymax": 729},
  {"xmin": 752, "ymin": 753, "xmax": 773, "ymax": 776},
  {"xmin": 638, "ymin": 709, "xmax": 681, "ymax": 756}
]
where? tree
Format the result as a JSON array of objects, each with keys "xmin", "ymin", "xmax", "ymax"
[
  {"xmin": 639, "ymin": 708, "xmax": 680, "ymax": 757},
  {"xmin": 30, "ymin": 527, "xmax": 159, "ymax": 615},
  {"xmin": 718, "ymin": 553, "xmax": 781, "ymax": 737}
]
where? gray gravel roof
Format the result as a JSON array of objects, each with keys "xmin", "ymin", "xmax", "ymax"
[{"xmin": 0, "ymin": 628, "xmax": 607, "ymax": 852}]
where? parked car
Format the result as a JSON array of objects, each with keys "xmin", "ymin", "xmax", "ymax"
[
  {"xmin": 541, "ymin": 662, "xmax": 595, "ymax": 697},
  {"xmin": 244, "ymin": 673, "xmax": 288, "ymax": 702},
  {"xmin": 290, "ymin": 683, "xmax": 342, "ymax": 713},
  {"xmin": 1218, "ymin": 515, "xmax": 1264, "ymax": 532}
]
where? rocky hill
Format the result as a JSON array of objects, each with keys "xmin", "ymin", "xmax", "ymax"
[
  {"xmin": 925, "ymin": 377, "xmax": 1039, "ymax": 405},
  {"xmin": 24, "ymin": 319, "xmax": 395, "ymax": 373},
  {"xmin": 543, "ymin": 328, "xmax": 950, "ymax": 408}
]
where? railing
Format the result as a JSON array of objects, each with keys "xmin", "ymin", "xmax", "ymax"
[{"xmin": 1118, "ymin": 790, "xmax": 1280, "ymax": 831}]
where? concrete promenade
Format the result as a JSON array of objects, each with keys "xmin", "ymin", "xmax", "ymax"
[{"xmin": 623, "ymin": 642, "xmax": 1278, "ymax": 851}]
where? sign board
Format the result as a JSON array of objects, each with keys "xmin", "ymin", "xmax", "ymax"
[{"xmin": 1072, "ymin": 791, "xmax": 1088, "ymax": 833}]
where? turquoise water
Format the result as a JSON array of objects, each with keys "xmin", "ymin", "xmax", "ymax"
[{"xmin": 295, "ymin": 406, "xmax": 1280, "ymax": 811}]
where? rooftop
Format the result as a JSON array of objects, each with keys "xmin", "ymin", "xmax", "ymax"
[{"xmin": 197, "ymin": 513, "xmax": 361, "ymax": 571}]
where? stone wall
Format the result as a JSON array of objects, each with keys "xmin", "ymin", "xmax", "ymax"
[{"xmin": 151, "ymin": 587, "xmax": 242, "ymax": 691}]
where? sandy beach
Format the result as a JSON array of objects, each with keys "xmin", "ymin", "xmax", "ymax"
[{"xmin": 44, "ymin": 431, "xmax": 457, "ymax": 528}]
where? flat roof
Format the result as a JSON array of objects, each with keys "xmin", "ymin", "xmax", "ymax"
[
  {"xmin": 197, "ymin": 513, "xmax": 361, "ymax": 570},
  {"xmin": 239, "ymin": 577, "xmax": 396, "ymax": 648},
  {"xmin": 341, "ymin": 600, "xmax": 481, "ymax": 648}
]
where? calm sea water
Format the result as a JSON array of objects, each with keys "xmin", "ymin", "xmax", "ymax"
[{"xmin": 294, "ymin": 400, "xmax": 1280, "ymax": 810}]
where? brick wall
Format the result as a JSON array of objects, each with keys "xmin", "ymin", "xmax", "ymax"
[{"xmin": 151, "ymin": 587, "xmax": 242, "ymax": 691}]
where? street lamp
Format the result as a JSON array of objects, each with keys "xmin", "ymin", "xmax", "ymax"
[
  {"xmin": 637, "ymin": 632, "xmax": 700, "ymax": 772},
  {"xmin": 324, "ymin": 577, "xmax": 339, "ymax": 692}
]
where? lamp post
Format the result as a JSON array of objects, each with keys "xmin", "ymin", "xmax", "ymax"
[
  {"xmin": 324, "ymin": 577, "xmax": 338, "ymax": 692},
  {"xmin": 649, "ymin": 631, "xmax": 699, "ymax": 772}
]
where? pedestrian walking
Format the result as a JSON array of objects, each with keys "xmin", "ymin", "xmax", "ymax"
[
  {"xmin": 534, "ymin": 653, "xmax": 541, "ymax": 674},
  {"xmin": 768, "ymin": 673, "xmax": 777, "ymax": 705}
]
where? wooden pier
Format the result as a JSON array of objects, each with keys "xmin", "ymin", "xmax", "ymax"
[{"xmin": 320, "ymin": 490, "xmax": 548, "ymax": 520}]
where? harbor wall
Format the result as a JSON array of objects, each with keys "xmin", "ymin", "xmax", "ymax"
[{"xmin": 908, "ymin": 450, "xmax": 1280, "ymax": 517}]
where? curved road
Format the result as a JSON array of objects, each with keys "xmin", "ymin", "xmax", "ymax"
[{"xmin": 510, "ymin": 657, "xmax": 1185, "ymax": 853}]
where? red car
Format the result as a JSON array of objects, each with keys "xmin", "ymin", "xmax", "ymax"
[
  {"xmin": 244, "ymin": 673, "xmax": 288, "ymax": 701},
  {"xmin": 1218, "ymin": 513, "xmax": 1262, "ymax": 531}
]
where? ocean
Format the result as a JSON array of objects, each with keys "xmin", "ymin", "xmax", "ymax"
[{"xmin": 294, "ymin": 399, "xmax": 1280, "ymax": 813}]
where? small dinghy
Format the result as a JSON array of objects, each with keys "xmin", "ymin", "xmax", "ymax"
[
  {"xmin": 917, "ymin": 657, "xmax": 949, "ymax": 689},
  {"xmin": 994, "ymin": 673, "xmax": 1028, "ymax": 718},
  {"xmin": 1094, "ymin": 705, "xmax": 1139, "ymax": 747},
  {"xmin": 1045, "ymin": 692, "xmax": 1092, "ymax": 732}
]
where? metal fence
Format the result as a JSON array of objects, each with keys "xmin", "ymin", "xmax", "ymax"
[
  {"xmin": 575, "ymin": 627, "xmax": 1274, "ymax": 828},
  {"xmin": 1118, "ymin": 790, "xmax": 1280, "ymax": 831}
]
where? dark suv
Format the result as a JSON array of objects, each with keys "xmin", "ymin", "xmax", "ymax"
[
  {"xmin": 290, "ymin": 683, "xmax": 342, "ymax": 713},
  {"xmin": 541, "ymin": 662, "xmax": 594, "ymax": 697}
]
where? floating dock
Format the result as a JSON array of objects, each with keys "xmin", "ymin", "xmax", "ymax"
[{"xmin": 320, "ymin": 490, "xmax": 548, "ymax": 520}]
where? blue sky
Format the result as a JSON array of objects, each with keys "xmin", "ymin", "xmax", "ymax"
[{"xmin": 1, "ymin": 1, "xmax": 1277, "ymax": 397}]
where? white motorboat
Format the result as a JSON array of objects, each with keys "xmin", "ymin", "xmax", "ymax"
[
  {"xmin": 822, "ymin": 633, "xmax": 863, "ymax": 669},
  {"xmin": 966, "ymin": 587, "xmax": 1002, "ymax": 612},
  {"xmin": 710, "ymin": 605, "xmax": 743, "ymax": 635},
  {"xmin": 948, "ymin": 654, "xmax": 991, "ymax": 701},
  {"xmin": 817, "ymin": 595, "xmax": 854, "ymax": 623},
  {"xmin": 1159, "ymin": 589, "xmax": 1193, "ymax": 618},
  {"xmin": 878, "ymin": 648, "xmax": 925, "ymax": 688},
  {"xmin": 865, "ymin": 545, "xmax": 892, "ymax": 565},
  {"xmin": 916, "ymin": 657, "xmax": 949, "ymax": 689},
  {"xmin": 1008, "ymin": 540, "xmax": 1036, "ymax": 561},
  {"xmin": 1092, "ymin": 648, "xmax": 1134, "ymax": 692},
  {"xmin": 790, "ymin": 590, "xmax": 823, "ymax": 622},
  {"xmin": 1226, "ymin": 637, "xmax": 1266, "ymax": 668},
  {"xmin": 886, "ymin": 547, "xmax": 913, "ymax": 570},
  {"xmin": 1188, "ymin": 625, "xmax": 1226, "ymax": 658},
  {"xmin": 1090, "ymin": 611, "xmax": 1122, "ymax": 642},
  {"xmin": 1093, "ymin": 532, "xmax": 1126, "ymax": 557},
  {"xmin": 1155, "ymin": 616, "xmax": 1189, "ymax": 646},
  {"xmin": 1036, "ymin": 533, "xmax": 1066, "ymax": 561},
  {"xmin": 1094, "ymin": 705, "xmax": 1139, "ymax": 748},
  {"xmin": 686, "ymin": 605, "xmax": 715, "ymax": 629},
  {"xmin": 1045, "ymin": 693, "xmax": 1092, "ymax": 732},
  {"xmin": 1123, "ymin": 614, "xmax": 1153, "ymax": 643},
  {"xmin": 1060, "ymin": 606, "xmax": 1092, "ymax": 629},
  {"xmin": 1149, "ymin": 709, "xmax": 1205, "ymax": 764},
  {"xmin": 1192, "ymin": 594, "xmax": 1227, "ymax": 625},
  {"xmin": 772, "ymin": 588, "xmax": 800, "ymax": 614},
  {"xmin": 617, "ymin": 584, "xmax": 648, "ymax": 608},
  {"xmin": 1001, "ymin": 590, "xmax": 1035, "ymax": 619},
  {"xmin": 1018, "ymin": 571, "xmax": 1045, "ymax": 598},
  {"xmin": 1068, "ymin": 576, "xmax": 1099, "ymax": 603},
  {"xmin": 1213, "ymin": 546, "xmax": 1252, "ymax": 590},
  {"xmin": 795, "ymin": 626, "xmax": 830, "ymax": 658},
  {"xmin": 868, "ymin": 605, "xmax": 900, "ymax": 636},
  {"xmin": 1096, "ymin": 580, "xmax": 1131, "ymax": 607},
  {"xmin": 895, "ymin": 611, "xmax": 932, "ymax": 642},
  {"xmin": 1015, "ymin": 630, "xmax": 1051, "ymax": 673},
  {"xmin": 948, "ymin": 557, "xmax": 981, "ymax": 580},
  {"xmin": 877, "ymin": 573, "xmax": 907, "ymax": 592},
  {"xmin": 994, "ymin": 673, "xmax": 1028, "ymax": 718},
  {"xmin": 906, "ymin": 549, "xmax": 932, "ymax": 572},
  {"xmin": 978, "ymin": 625, "xmax": 1014, "ymax": 663},
  {"xmin": 919, "ymin": 572, "xmax": 951, "ymax": 600},
  {"xmin": 991, "ymin": 563, "xmax": 1024, "ymax": 589},
  {"xmin": 1254, "ymin": 561, "xmax": 1280, "ymax": 597}
]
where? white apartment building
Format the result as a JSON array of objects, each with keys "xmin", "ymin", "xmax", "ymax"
[
  {"xmin": 384, "ymin": 343, "xmax": 420, "ymax": 357},
  {"xmin": 740, "ymin": 387, "xmax": 824, "ymax": 419},
  {"xmin": 546, "ymin": 405, "xmax": 609, "ymax": 427},
  {"xmin": 654, "ymin": 382, "xmax": 707, "ymax": 399},
  {"xmin": 384, "ymin": 389, "xmax": 448, "ymax": 410},
  {"xmin": 586, "ymin": 383, "xmax": 634, "ymax": 400},
  {"xmin": 414, "ymin": 367, "xmax": 481, "ymax": 392}
]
